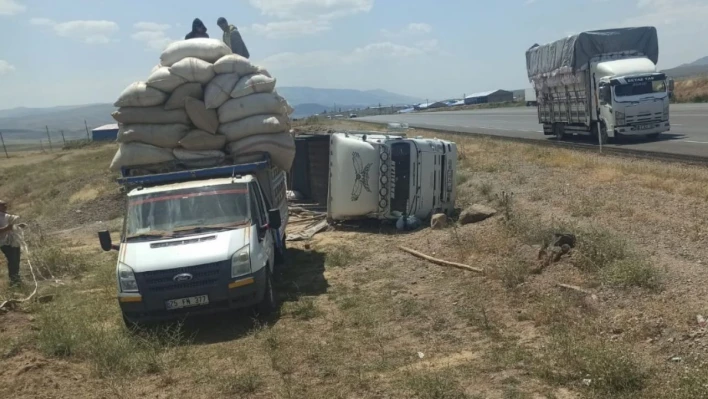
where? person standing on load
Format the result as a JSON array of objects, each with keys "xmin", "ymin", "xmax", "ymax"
[
  {"xmin": 185, "ymin": 18, "xmax": 209, "ymax": 40},
  {"xmin": 217, "ymin": 17, "xmax": 250, "ymax": 59},
  {"xmin": 0, "ymin": 200, "xmax": 25, "ymax": 287}
]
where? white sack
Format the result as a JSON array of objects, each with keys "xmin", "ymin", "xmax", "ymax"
[
  {"xmin": 114, "ymin": 82, "xmax": 167, "ymax": 107},
  {"xmin": 146, "ymin": 67, "xmax": 187, "ymax": 93},
  {"xmin": 150, "ymin": 64, "xmax": 162, "ymax": 74},
  {"xmin": 169, "ymin": 57, "xmax": 215, "ymax": 84},
  {"xmin": 160, "ymin": 39, "xmax": 232, "ymax": 67},
  {"xmin": 256, "ymin": 67, "xmax": 271, "ymax": 77},
  {"xmin": 213, "ymin": 54, "xmax": 258, "ymax": 76},
  {"xmin": 231, "ymin": 74, "xmax": 276, "ymax": 99},
  {"xmin": 185, "ymin": 97, "xmax": 219, "ymax": 134},
  {"xmin": 109, "ymin": 143, "xmax": 175, "ymax": 172},
  {"xmin": 178, "ymin": 130, "xmax": 227, "ymax": 151},
  {"xmin": 227, "ymin": 132, "xmax": 296, "ymax": 171},
  {"xmin": 117, "ymin": 124, "xmax": 189, "ymax": 148},
  {"xmin": 218, "ymin": 114, "xmax": 290, "ymax": 142},
  {"xmin": 112, "ymin": 107, "xmax": 191, "ymax": 125},
  {"xmin": 164, "ymin": 83, "xmax": 203, "ymax": 110},
  {"xmin": 173, "ymin": 148, "xmax": 225, "ymax": 161},
  {"xmin": 204, "ymin": 73, "xmax": 239, "ymax": 109},
  {"xmin": 218, "ymin": 93, "xmax": 290, "ymax": 124}
]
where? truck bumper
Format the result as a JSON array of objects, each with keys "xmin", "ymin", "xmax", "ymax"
[
  {"xmin": 118, "ymin": 265, "xmax": 266, "ymax": 322},
  {"xmin": 615, "ymin": 121, "xmax": 670, "ymax": 136}
]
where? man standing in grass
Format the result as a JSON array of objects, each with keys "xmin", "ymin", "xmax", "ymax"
[
  {"xmin": 0, "ymin": 200, "xmax": 25, "ymax": 287},
  {"xmin": 217, "ymin": 17, "xmax": 250, "ymax": 59}
]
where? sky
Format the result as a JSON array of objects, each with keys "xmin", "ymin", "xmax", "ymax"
[{"xmin": 0, "ymin": 0, "xmax": 707, "ymax": 109}]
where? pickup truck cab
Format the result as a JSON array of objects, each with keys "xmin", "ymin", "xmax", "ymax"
[{"xmin": 98, "ymin": 158, "xmax": 288, "ymax": 325}]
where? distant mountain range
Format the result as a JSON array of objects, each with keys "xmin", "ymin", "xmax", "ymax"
[
  {"xmin": 663, "ymin": 56, "xmax": 708, "ymax": 79},
  {"xmin": 0, "ymin": 87, "xmax": 421, "ymax": 139}
]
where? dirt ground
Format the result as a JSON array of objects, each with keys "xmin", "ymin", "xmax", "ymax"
[{"xmin": 1, "ymin": 125, "xmax": 708, "ymax": 398}]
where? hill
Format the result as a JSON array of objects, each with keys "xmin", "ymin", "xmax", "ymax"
[
  {"xmin": 0, "ymin": 87, "xmax": 421, "ymax": 137},
  {"xmin": 277, "ymin": 87, "xmax": 421, "ymax": 107},
  {"xmin": 663, "ymin": 56, "xmax": 708, "ymax": 78}
]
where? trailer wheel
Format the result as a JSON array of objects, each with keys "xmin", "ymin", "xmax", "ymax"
[{"xmin": 553, "ymin": 123, "xmax": 565, "ymax": 140}]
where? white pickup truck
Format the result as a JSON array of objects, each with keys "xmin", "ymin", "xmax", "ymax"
[
  {"xmin": 328, "ymin": 132, "xmax": 458, "ymax": 221},
  {"xmin": 98, "ymin": 156, "xmax": 288, "ymax": 326}
]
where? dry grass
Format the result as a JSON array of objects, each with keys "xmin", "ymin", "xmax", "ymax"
[
  {"xmin": 2, "ymin": 121, "xmax": 708, "ymax": 398},
  {"xmin": 673, "ymin": 76, "xmax": 708, "ymax": 103}
]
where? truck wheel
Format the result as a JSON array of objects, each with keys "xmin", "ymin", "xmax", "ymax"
[
  {"xmin": 257, "ymin": 268, "xmax": 278, "ymax": 317},
  {"xmin": 553, "ymin": 123, "xmax": 565, "ymax": 140}
]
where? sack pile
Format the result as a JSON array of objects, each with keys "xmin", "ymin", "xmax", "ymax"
[{"xmin": 109, "ymin": 38, "xmax": 295, "ymax": 172}]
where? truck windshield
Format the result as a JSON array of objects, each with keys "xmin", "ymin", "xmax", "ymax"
[
  {"xmin": 615, "ymin": 80, "xmax": 666, "ymax": 97},
  {"xmin": 126, "ymin": 184, "xmax": 250, "ymax": 239}
]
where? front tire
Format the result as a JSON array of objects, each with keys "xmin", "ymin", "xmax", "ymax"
[{"xmin": 256, "ymin": 267, "xmax": 278, "ymax": 317}]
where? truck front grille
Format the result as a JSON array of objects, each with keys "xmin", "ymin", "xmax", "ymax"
[
  {"xmin": 138, "ymin": 261, "xmax": 227, "ymax": 293},
  {"xmin": 626, "ymin": 112, "xmax": 664, "ymax": 124}
]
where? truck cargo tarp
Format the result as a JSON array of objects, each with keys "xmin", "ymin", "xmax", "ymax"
[{"xmin": 526, "ymin": 27, "xmax": 658, "ymax": 79}]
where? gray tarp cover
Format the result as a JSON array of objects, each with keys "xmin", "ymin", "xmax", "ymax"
[{"xmin": 526, "ymin": 27, "xmax": 658, "ymax": 78}]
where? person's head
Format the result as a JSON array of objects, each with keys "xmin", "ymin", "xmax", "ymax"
[
  {"xmin": 192, "ymin": 18, "xmax": 207, "ymax": 34},
  {"xmin": 217, "ymin": 17, "xmax": 229, "ymax": 31},
  {"xmin": 0, "ymin": 200, "xmax": 7, "ymax": 214}
]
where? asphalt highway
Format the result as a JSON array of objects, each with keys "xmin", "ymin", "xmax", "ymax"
[{"xmin": 360, "ymin": 104, "xmax": 708, "ymax": 158}]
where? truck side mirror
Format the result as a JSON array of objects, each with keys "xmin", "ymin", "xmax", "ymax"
[
  {"xmin": 267, "ymin": 209, "xmax": 282, "ymax": 230},
  {"xmin": 98, "ymin": 230, "xmax": 118, "ymax": 252},
  {"xmin": 599, "ymin": 85, "xmax": 610, "ymax": 105},
  {"xmin": 668, "ymin": 79, "xmax": 675, "ymax": 92}
]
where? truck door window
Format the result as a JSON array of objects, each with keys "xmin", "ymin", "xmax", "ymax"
[
  {"xmin": 599, "ymin": 84, "xmax": 610, "ymax": 104},
  {"xmin": 249, "ymin": 183, "xmax": 267, "ymax": 228}
]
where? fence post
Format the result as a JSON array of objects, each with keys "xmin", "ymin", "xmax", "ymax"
[
  {"xmin": 60, "ymin": 130, "xmax": 66, "ymax": 146},
  {"xmin": 85, "ymin": 120, "xmax": 90, "ymax": 141},
  {"xmin": 0, "ymin": 131, "xmax": 8, "ymax": 158},
  {"xmin": 45, "ymin": 126, "xmax": 53, "ymax": 151}
]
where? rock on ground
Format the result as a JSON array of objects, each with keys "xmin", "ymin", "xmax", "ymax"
[
  {"xmin": 431, "ymin": 214, "xmax": 448, "ymax": 229},
  {"xmin": 459, "ymin": 204, "xmax": 497, "ymax": 225}
]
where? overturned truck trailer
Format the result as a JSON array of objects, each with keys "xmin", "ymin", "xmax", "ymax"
[{"xmin": 526, "ymin": 27, "xmax": 670, "ymax": 143}]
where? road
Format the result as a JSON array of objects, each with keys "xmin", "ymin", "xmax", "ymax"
[{"xmin": 359, "ymin": 104, "xmax": 708, "ymax": 158}]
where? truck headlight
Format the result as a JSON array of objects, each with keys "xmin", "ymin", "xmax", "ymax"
[
  {"xmin": 615, "ymin": 111, "xmax": 625, "ymax": 126},
  {"xmin": 118, "ymin": 263, "xmax": 139, "ymax": 293},
  {"xmin": 231, "ymin": 246, "xmax": 251, "ymax": 277}
]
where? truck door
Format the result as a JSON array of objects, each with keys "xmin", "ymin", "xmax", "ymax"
[
  {"xmin": 250, "ymin": 182, "xmax": 275, "ymax": 273},
  {"xmin": 598, "ymin": 82, "xmax": 614, "ymax": 132}
]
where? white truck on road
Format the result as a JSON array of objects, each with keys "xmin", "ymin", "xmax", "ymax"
[
  {"xmin": 327, "ymin": 132, "xmax": 457, "ymax": 221},
  {"xmin": 524, "ymin": 88, "xmax": 537, "ymax": 106},
  {"xmin": 526, "ymin": 27, "xmax": 671, "ymax": 143},
  {"xmin": 98, "ymin": 156, "xmax": 288, "ymax": 326}
]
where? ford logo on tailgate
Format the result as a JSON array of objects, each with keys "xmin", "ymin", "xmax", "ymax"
[{"xmin": 173, "ymin": 273, "xmax": 193, "ymax": 282}]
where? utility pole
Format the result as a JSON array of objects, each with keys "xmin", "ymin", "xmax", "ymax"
[
  {"xmin": 45, "ymin": 126, "xmax": 53, "ymax": 151},
  {"xmin": 84, "ymin": 120, "xmax": 90, "ymax": 141},
  {"xmin": 0, "ymin": 131, "xmax": 8, "ymax": 158}
]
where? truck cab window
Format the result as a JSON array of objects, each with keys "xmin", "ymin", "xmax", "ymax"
[
  {"xmin": 249, "ymin": 183, "xmax": 267, "ymax": 227},
  {"xmin": 599, "ymin": 84, "xmax": 611, "ymax": 104}
]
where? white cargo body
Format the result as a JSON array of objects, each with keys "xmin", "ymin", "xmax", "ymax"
[{"xmin": 328, "ymin": 132, "xmax": 457, "ymax": 221}]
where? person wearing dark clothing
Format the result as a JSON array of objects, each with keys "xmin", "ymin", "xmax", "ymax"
[
  {"xmin": 217, "ymin": 17, "xmax": 250, "ymax": 58},
  {"xmin": 185, "ymin": 18, "xmax": 209, "ymax": 40}
]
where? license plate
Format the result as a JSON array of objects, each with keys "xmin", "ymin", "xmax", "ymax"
[
  {"xmin": 165, "ymin": 295, "xmax": 209, "ymax": 310},
  {"xmin": 636, "ymin": 124, "xmax": 654, "ymax": 130}
]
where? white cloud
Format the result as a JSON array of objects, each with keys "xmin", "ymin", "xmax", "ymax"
[
  {"xmin": 381, "ymin": 22, "xmax": 432, "ymax": 38},
  {"xmin": 524, "ymin": 0, "xmax": 537, "ymax": 5},
  {"xmin": 0, "ymin": 0, "xmax": 25, "ymax": 16},
  {"xmin": 248, "ymin": 0, "xmax": 373, "ymax": 19},
  {"xmin": 131, "ymin": 21, "xmax": 175, "ymax": 50},
  {"xmin": 29, "ymin": 17, "xmax": 52, "ymax": 26},
  {"xmin": 134, "ymin": 22, "xmax": 170, "ymax": 31},
  {"xmin": 245, "ymin": 19, "xmax": 330, "ymax": 38},
  {"xmin": 30, "ymin": 18, "xmax": 119, "ymax": 44},
  {"xmin": 0, "ymin": 60, "xmax": 16, "ymax": 75},
  {"xmin": 260, "ymin": 40, "xmax": 436, "ymax": 68}
]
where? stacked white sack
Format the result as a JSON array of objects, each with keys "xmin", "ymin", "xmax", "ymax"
[{"xmin": 109, "ymin": 38, "xmax": 295, "ymax": 172}]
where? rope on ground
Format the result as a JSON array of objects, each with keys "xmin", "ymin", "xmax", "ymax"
[
  {"xmin": 398, "ymin": 246, "xmax": 485, "ymax": 274},
  {"xmin": 0, "ymin": 230, "xmax": 39, "ymax": 310}
]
